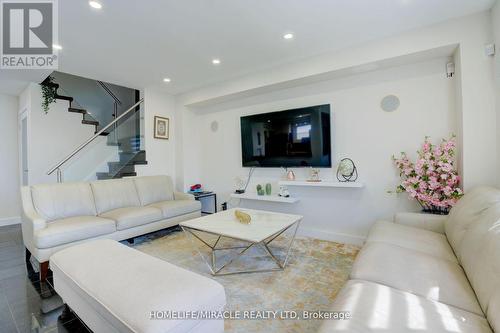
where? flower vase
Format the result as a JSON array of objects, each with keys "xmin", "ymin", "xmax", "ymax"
[{"xmin": 422, "ymin": 206, "xmax": 450, "ymax": 215}]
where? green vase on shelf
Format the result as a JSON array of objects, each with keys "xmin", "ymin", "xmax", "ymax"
[
  {"xmin": 256, "ymin": 184, "xmax": 265, "ymax": 196},
  {"xmin": 265, "ymin": 183, "xmax": 272, "ymax": 195}
]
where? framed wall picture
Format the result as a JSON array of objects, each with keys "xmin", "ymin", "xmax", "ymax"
[{"xmin": 154, "ymin": 116, "xmax": 169, "ymax": 140}]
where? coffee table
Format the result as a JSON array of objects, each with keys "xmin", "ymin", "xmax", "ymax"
[{"xmin": 180, "ymin": 208, "xmax": 302, "ymax": 276}]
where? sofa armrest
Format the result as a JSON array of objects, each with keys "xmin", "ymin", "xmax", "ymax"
[
  {"xmin": 394, "ymin": 212, "xmax": 447, "ymax": 234},
  {"xmin": 20, "ymin": 187, "xmax": 47, "ymax": 253},
  {"xmin": 174, "ymin": 191, "xmax": 195, "ymax": 201},
  {"xmin": 21, "ymin": 187, "xmax": 47, "ymax": 231}
]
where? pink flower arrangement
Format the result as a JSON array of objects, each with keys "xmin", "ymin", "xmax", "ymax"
[{"xmin": 392, "ymin": 136, "xmax": 463, "ymax": 214}]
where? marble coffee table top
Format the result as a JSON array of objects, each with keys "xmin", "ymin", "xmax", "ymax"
[{"xmin": 180, "ymin": 208, "xmax": 303, "ymax": 243}]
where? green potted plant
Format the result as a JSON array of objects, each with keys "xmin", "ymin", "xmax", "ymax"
[{"xmin": 40, "ymin": 76, "xmax": 57, "ymax": 114}]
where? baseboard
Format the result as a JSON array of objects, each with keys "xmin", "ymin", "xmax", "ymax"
[
  {"xmin": 297, "ymin": 227, "xmax": 366, "ymax": 246},
  {"xmin": 0, "ymin": 216, "xmax": 21, "ymax": 227}
]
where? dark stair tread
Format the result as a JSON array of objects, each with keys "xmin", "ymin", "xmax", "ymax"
[
  {"xmin": 41, "ymin": 81, "xmax": 59, "ymax": 88},
  {"xmin": 108, "ymin": 161, "xmax": 135, "ymax": 167},
  {"xmin": 116, "ymin": 136, "xmax": 141, "ymax": 142},
  {"xmin": 109, "ymin": 166, "xmax": 136, "ymax": 175},
  {"xmin": 118, "ymin": 150, "xmax": 145, "ymax": 156},
  {"xmin": 54, "ymin": 94, "xmax": 73, "ymax": 102},
  {"xmin": 82, "ymin": 120, "xmax": 99, "ymax": 126},
  {"xmin": 68, "ymin": 107, "xmax": 87, "ymax": 114},
  {"xmin": 119, "ymin": 172, "xmax": 137, "ymax": 177},
  {"xmin": 96, "ymin": 171, "xmax": 137, "ymax": 180},
  {"xmin": 119, "ymin": 150, "xmax": 146, "ymax": 163}
]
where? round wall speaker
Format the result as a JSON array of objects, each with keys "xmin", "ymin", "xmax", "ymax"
[
  {"xmin": 210, "ymin": 120, "xmax": 219, "ymax": 132},
  {"xmin": 380, "ymin": 95, "xmax": 400, "ymax": 112}
]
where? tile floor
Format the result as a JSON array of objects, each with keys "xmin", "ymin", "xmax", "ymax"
[
  {"xmin": 0, "ymin": 224, "xmax": 91, "ymax": 333},
  {"xmin": 0, "ymin": 223, "xmax": 359, "ymax": 333}
]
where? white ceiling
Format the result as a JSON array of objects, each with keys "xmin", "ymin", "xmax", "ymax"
[{"xmin": 0, "ymin": 0, "xmax": 495, "ymax": 96}]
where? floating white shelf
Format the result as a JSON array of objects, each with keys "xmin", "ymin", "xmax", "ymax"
[
  {"xmin": 278, "ymin": 180, "xmax": 365, "ymax": 188},
  {"xmin": 230, "ymin": 193, "xmax": 299, "ymax": 203}
]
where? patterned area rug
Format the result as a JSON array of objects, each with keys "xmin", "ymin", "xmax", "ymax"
[{"xmin": 132, "ymin": 227, "xmax": 359, "ymax": 333}]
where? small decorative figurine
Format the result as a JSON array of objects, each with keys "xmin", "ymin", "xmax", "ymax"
[
  {"xmin": 256, "ymin": 184, "xmax": 265, "ymax": 196},
  {"xmin": 189, "ymin": 184, "xmax": 203, "ymax": 192},
  {"xmin": 265, "ymin": 183, "xmax": 272, "ymax": 195},
  {"xmin": 278, "ymin": 185, "xmax": 290, "ymax": 198},
  {"xmin": 282, "ymin": 167, "xmax": 296, "ymax": 181},
  {"xmin": 234, "ymin": 177, "xmax": 246, "ymax": 193},
  {"xmin": 308, "ymin": 168, "xmax": 321, "ymax": 182},
  {"xmin": 235, "ymin": 210, "xmax": 251, "ymax": 224}
]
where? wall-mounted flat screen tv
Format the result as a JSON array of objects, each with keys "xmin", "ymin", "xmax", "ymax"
[{"xmin": 240, "ymin": 104, "xmax": 331, "ymax": 167}]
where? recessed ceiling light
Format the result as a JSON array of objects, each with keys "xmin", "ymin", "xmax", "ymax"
[
  {"xmin": 283, "ymin": 33, "xmax": 294, "ymax": 40},
  {"xmin": 212, "ymin": 58, "xmax": 221, "ymax": 65},
  {"xmin": 52, "ymin": 44, "xmax": 62, "ymax": 50},
  {"xmin": 163, "ymin": 78, "xmax": 171, "ymax": 83},
  {"xmin": 89, "ymin": 1, "xmax": 102, "ymax": 9}
]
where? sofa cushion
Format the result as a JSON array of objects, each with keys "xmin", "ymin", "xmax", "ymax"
[
  {"xmin": 50, "ymin": 239, "xmax": 226, "ymax": 333},
  {"xmin": 445, "ymin": 186, "xmax": 500, "ymax": 254},
  {"xmin": 91, "ymin": 179, "xmax": 140, "ymax": 214},
  {"xmin": 457, "ymin": 210, "xmax": 500, "ymax": 315},
  {"xmin": 318, "ymin": 280, "xmax": 492, "ymax": 333},
  {"xmin": 100, "ymin": 206, "xmax": 163, "ymax": 231},
  {"xmin": 133, "ymin": 176, "xmax": 174, "ymax": 206},
  {"xmin": 31, "ymin": 182, "xmax": 96, "ymax": 221},
  {"xmin": 366, "ymin": 221, "xmax": 457, "ymax": 263},
  {"xmin": 149, "ymin": 200, "xmax": 201, "ymax": 219},
  {"xmin": 35, "ymin": 216, "xmax": 115, "ymax": 249},
  {"xmin": 488, "ymin": 289, "xmax": 500, "ymax": 333},
  {"xmin": 350, "ymin": 242, "xmax": 483, "ymax": 315}
]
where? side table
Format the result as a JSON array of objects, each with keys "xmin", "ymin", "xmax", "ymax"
[{"xmin": 189, "ymin": 191, "xmax": 217, "ymax": 214}]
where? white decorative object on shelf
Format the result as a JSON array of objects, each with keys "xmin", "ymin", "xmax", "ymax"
[
  {"xmin": 230, "ymin": 193, "xmax": 299, "ymax": 203},
  {"xmin": 278, "ymin": 185, "xmax": 290, "ymax": 198},
  {"xmin": 308, "ymin": 168, "xmax": 321, "ymax": 182},
  {"xmin": 278, "ymin": 180, "xmax": 364, "ymax": 188},
  {"xmin": 336, "ymin": 158, "xmax": 358, "ymax": 182}
]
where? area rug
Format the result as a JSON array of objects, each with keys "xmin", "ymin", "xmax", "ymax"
[{"xmin": 132, "ymin": 227, "xmax": 359, "ymax": 333}]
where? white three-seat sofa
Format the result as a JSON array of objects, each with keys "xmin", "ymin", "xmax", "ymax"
[{"xmin": 20, "ymin": 175, "xmax": 201, "ymax": 280}]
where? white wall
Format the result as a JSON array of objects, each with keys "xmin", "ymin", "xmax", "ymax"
[
  {"xmin": 180, "ymin": 59, "xmax": 456, "ymax": 244},
  {"xmin": 494, "ymin": 1, "xmax": 500, "ymax": 75},
  {"xmin": 0, "ymin": 94, "xmax": 20, "ymax": 226},
  {"xmin": 493, "ymin": 1, "xmax": 500, "ymax": 186},
  {"xmin": 21, "ymin": 83, "xmax": 96, "ymax": 184},
  {"xmin": 135, "ymin": 88, "xmax": 177, "ymax": 184}
]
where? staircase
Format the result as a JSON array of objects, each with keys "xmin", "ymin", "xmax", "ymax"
[
  {"xmin": 41, "ymin": 78, "xmax": 109, "ymax": 135},
  {"xmin": 96, "ymin": 138, "xmax": 147, "ymax": 180},
  {"xmin": 41, "ymin": 76, "xmax": 147, "ymax": 180}
]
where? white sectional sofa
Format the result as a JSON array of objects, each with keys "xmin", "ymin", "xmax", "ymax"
[
  {"xmin": 20, "ymin": 175, "xmax": 201, "ymax": 280},
  {"xmin": 319, "ymin": 186, "xmax": 500, "ymax": 333}
]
